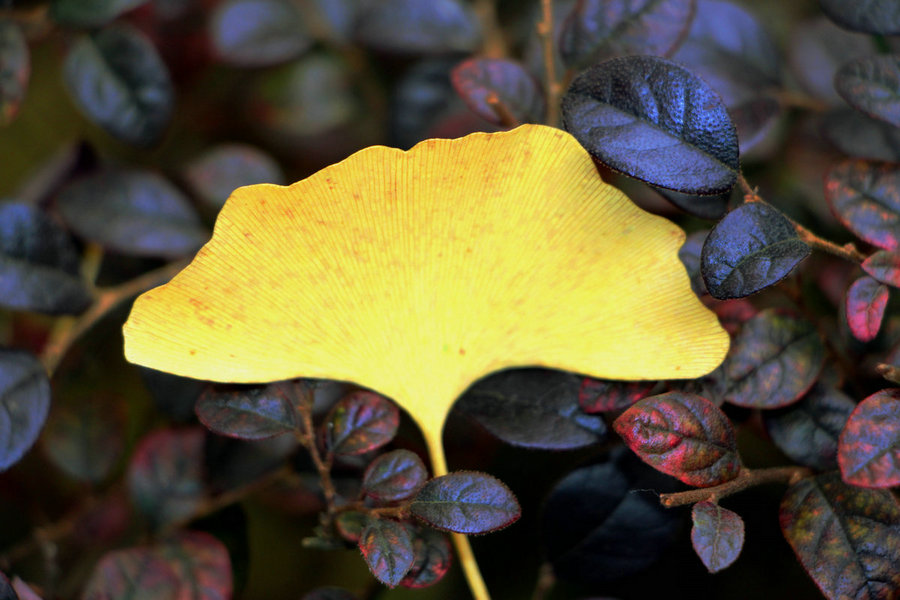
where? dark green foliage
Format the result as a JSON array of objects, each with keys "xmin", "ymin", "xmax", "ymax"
[{"xmin": 51, "ymin": 0, "xmax": 149, "ymax": 27}]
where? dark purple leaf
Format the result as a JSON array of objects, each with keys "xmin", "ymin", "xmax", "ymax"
[
  {"xmin": 302, "ymin": 588, "xmax": 358, "ymax": 600},
  {"xmin": 678, "ymin": 230, "xmax": 709, "ymax": 296},
  {"xmin": 721, "ymin": 309, "xmax": 825, "ymax": 409},
  {"xmin": 862, "ymin": 250, "xmax": 900, "ymax": 287},
  {"xmin": 835, "ymin": 54, "xmax": 900, "ymax": 128},
  {"xmin": 184, "ymin": 143, "xmax": 285, "ymax": 209},
  {"xmin": 0, "ymin": 572, "xmax": 14, "ymax": 600},
  {"xmin": 823, "ymin": 109, "xmax": 900, "ymax": 162},
  {"xmin": 826, "ymin": 159, "xmax": 900, "ymax": 251},
  {"xmin": 156, "ymin": 531, "xmax": 233, "ymax": 600},
  {"xmin": 410, "ymin": 471, "xmax": 520, "ymax": 534},
  {"xmin": 578, "ymin": 377, "xmax": 655, "ymax": 413},
  {"xmin": 140, "ymin": 368, "xmax": 207, "ymax": 423},
  {"xmin": 390, "ymin": 57, "xmax": 469, "ymax": 149},
  {"xmin": 613, "ymin": 391, "xmax": 740, "ymax": 487},
  {"xmin": 325, "ymin": 391, "xmax": 399, "ymax": 456},
  {"xmin": 400, "ymin": 527, "xmax": 452, "ymax": 589},
  {"xmin": 57, "ymin": 169, "xmax": 207, "ymax": 258},
  {"xmin": 362, "ymin": 449, "xmax": 428, "ymax": 502},
  {"xmin": 690, "ymin": 500, "xmax": 744, "ymax": 573},
  {"xmin": 839, "ymin": 388, "xmax": 900, "ymax": 488},
  {"xmin": 451, "ymin": 58, "xmax": 545, "ymax": 126},
  {"xmin": 9, "ymin": 579, "xmax": 39, "ymax": 600},
  {"xmin": 354, "ymin": 0, "xmax": 481, "ymax": 55},
  {"xmin": 358, "ymin": 517, "xmax": 414, "ymax": 587},
  {"xmin": 196, "ymin": 380, "xmax": 311, "ymax": 440},
  {"xmin": 455, "ymin": 368, "xmax": 606, "ymax": 450},
  {"xmin": 845, "ymin": 275, "xmax": 889, "ymax": 342},
  {"xmin": 209, "ymin": 0, "xmax": 312, "ymax": 67},
  {"xmin": 0, "ymin": 21, "xmax": 28, "ymax": 125},
  {"xmin": 562, "ymin": 55, "xmax": 739, "ymax": 195},
  {"xmin": 335, "ymin": 511, "xmax": 366, "ymax": 543},
  {"xmin": 658, "ymin": 187, "xmax": 731, "ymax": 220},
  {"xmin": 63, "ymin": 24, "xmax": 174, "ymax": 146},
  {"xmin": 0, "ymin": 202, "xmax": 91, "ymax": 315},
  {"xmin": 128, "ymin": 427, "xmax": 207, "ymax": 527},
  {"xmin": 51, "ymin": 0, "xmax": 148, "ymax": 26},
  {"xmin": 204, "ymin": 433, "xmax": 296, "ymax": 494},
  {"xmin": 780, "ymin": 473, "xmax": 900, "ymax": 599},
  {"xmin": 819, "ymin": 0, "xmax": 900, "ymax": 34},
  {"xmin": 559, "ymin": 0, "xmax": 695, "ymax": 69},
  {"xmin": 701, "ymin": 202, "xmax": 810, "ymax": 299},
  {"xmin": 83, "ymin": 547, "xmax": 182, "ymax": 599},
  {"xmin": 0, "ymin": 349, "xmax": 50, "ymax": 471},
  {"xmin": 763, "ymin": 383, "xmax": 856, "ymax": 471}
]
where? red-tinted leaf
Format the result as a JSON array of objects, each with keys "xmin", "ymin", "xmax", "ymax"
[
  {"xmin": 722, "ymin": 309, "xmax": 825, "ymax": 409},
  {"xmin": 10, "ymin": 578, "xmax": 40, "ymax": 600},
  {"xmin": 779, "ymin": 473, "xmax": 900, "ymax": 599},
  {"xmin": 362, "ymin": 449, "xmax": 428, "ymax": 502},
  {"xmin": 82, "ymin": 547, "xmax": 181, "ymax": 600},
  {"xmin": 0, "ymin": 349, "xmax": 51, "ymax": 471},
  {"xmin": 691, "ymin": 500, "xmax": 744, "ymax": 573},
  {"xmin": 358, "ymin": 517, "xmax": 414, "ymax": 587},
  {"xmin": 210, "ymin": 0, "xmax": 312, "ymax": 67},
  {"xmin": 839, "ymin": 389, "xmax": 900, "ymax": 488},
  {"xmin": 325, "ymin": 391, "xmax": 399, "ymax": 456},
  {"xmin": 825, "ymin": 159, "xmax": 900, "ymax": 251},
  {"xmin": 578, "ymin": 377, "xmax": 655, "ymax": 413},
  {"xmin": 710, "ymin": 298, "xmax": 757, "ymax": 336},
  {"xmin": 184, "ymin": 143, "xmax": 285, "ymax": 209},
  {"xmin": 128, "ymin": 427, "xmax": 208, "ymax": 527},
  {"xmin": 410, "ymin": 471, "xmax": 520, "ymax": 534},
  {"xmin": 354, "ymin": 0, "xmax": 481, "ymax": 55},
  {"xmin": 612, "ymin": 392, "xmax": 741, "ymax": 487},
  {"xmin": 196, "ymin": 380, "xmax": 311, "ymax": 440},
  {"xmin": 0, "ymin": 21, "xmax": 28, "ymax": 125},
  {"xmin": 400, "ymin": 528, "xmax": 452, "ymax": 589},
  {"xmin": 835, "ymin": 54, "xmax": 900, "ymax": 128},
  {"xmin": 451, "ymin": 58, "xmax": 545, "ymax": 126},
  {"xmin": 0, "ymin": 573, "xmax": 13, "ymax": 600},
  {"xmin": 862, "ymin": 250, "xmax": 900, "ymax": 287},
  {"xmin": 845, "ymin": 276, "xmax": 889, "ymax": 342},
  {"xmin": 156, "ymin": 531, "xmax": 233, "ymax": 600}
]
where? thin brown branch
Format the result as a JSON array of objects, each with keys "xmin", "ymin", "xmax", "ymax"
[
  {"xmin": 538, "ymin": 0, "xmax": 561, "ymax": 128},
  {"xmin": 474, "ymin": 0, "xmax": 507, "ymax": 59},
  {"xmin": 486, "ymin": 92, "xmax": 520, "ymax": 128},
  {"xmin": 295, "ymin": 405, "xmax": 338, "ymax": 519},
  {"xmin": 659, "ymin": 466, "xmax": 812, "ymax": 508}
]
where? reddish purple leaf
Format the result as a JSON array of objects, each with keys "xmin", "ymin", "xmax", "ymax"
[
  {"xmin": 325, "ymin": 391, "xmax": 399, "ymax": 456},
  {"xmin": 82, "ymin": 547, "xmax": 182, "ymax": 600},
  {"xmin": 612, "ymin": 392, "xmax": 741, "ymax": 487},
  {"xmin": 184, "ymin": 143, "xmax": 285, "ymax": 209},
  {"xmin": 156, "ymin": 531, "xmax": 233, "ymax": 600},
  {"xmin": 839, "ymin": 388, "xmax": 900, "ymax": 488},
  {"xmin": 196, "ymin": 380, "xmax": 311, "ymax": 440},
  {"xmin": 358, "ymin": 517, "xmax": 414, "ymax": 587},
  {"xmin": 409, "ymin": 471, "xmax": 520, "ymax": 534},
  {"xmin": 862, "ymin": 250, "xmax": 900, "ymax": 287},
  {"xmin": 578, "ymin": 377, "xmax": 655, "ymax": 413},
  {"xmin": 779, "ymin": 473, "xmax": 900, "ymax": 599},
  {"xmin": 835, "ymin": 54, "xmax": 900, "ymax": 128},
  {"xmin": 362, "ymin": 449, "xmax": 428, "ymax": 502},
  {"xmin": 691, "ymin": 500, "xmax": 744, "ymax": 573},
  {"xmin": 845, "ymin": 275, "xmax": 889, "ymax": 342},
  {"xmin": 10, "ymin": 578, "xmax": 40, "ymax": 600},
  {"xmin": 825, "ymin": 159, "xmax": 900, "ymax": 251},
  {"xmin": 400, "ymin": 528, "xmax": 452, "ymax": 589},
  {"xmin": 451, "ymin": 58, "xmax": 545, "ymax": 126}
]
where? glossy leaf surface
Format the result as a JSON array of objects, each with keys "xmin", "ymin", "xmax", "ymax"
[
  {"xmin": 451, "ymin": 58, "xmax": 545, "ymax": 126},
  {"xmin": 0, "ymin": 202, "xmax": 91, "ymax": 315},
  {"xmin": 362, "ymin": 449, "xmax": 428, "ymax": 502},
  {"xmin": 354, "ymin": 0, "xmax": 481, "ymax": 55},
  {"xmin": 184, "ymin": 144, "xmax": 285, "ymax": 209},
  {"xmin": 835, "ymin": 54, "xmax": 900, "ymax": 128},
  {"xmin": 845, "ymin": 275, "xmax": 889, "ymax": 342},
  {"xmin": 196, "ymin": 380, "xmax": 309, "ymax": 440},
  {"xmin": 0, "ymin": 349, "xmax": 50, "ymax": 471},
  {"xmin": 721, "ymin": 309, "xmax": 825, "ymax": 409},
  {"xmin": 325, "ymin": 391, "xmax": 399, "ymax": 456},
  {"xmin": 562, "ymin": 55, "xmax": 739, "ymax": 195},
  {"xmin": 780, "ymin": 473, "xmax": 900, "ymax": 598},
  {"xmin": 210, "ymin": 0, "xmax": 311, "ymax": 67},
  {"xmin": 455, "ymin": 368, "xmax": 607, "ymax": 450},
  {"xmin": 613, "ymin": 392, "xmax": 740, "ymax": 486},
  {"xmin": 862, "ymin": 250, "xmax": 900, "ymax": 287},
  {"xmin": 42, "ymin": 393, "xmax": 124, "ymax": 482},
  {"xmin": 410, "ymin": 471, "xmax": 520, "ymax": 534},
  {"xmin": 701, "ymin": 202, "xmax": 810, "ymax": 299},
  {"xmin": 691, "ymin": 500, "xmax": 744, "ymax": 573},
  {"xmin": 63, "ymin": 25, "xmax": 174, "ymax": 146},
  {"xmin": 57, "ymin": 169, "xmax": 207, "ymax": 258},
  {"xmin": 825, "ymin": 159, "xmax": 900, "ymax": 251},
  {"xmin": 0, "ymin": 21, "xmax": 28, "ymax": 125},
  {"xmin": 400, "ymin": 528, "xmax": 451, "ymax": 588},
  {"xmin": 51, "ymin": 0, "xmax": 148, "ymax": 26},
  {"xmin": 578, "ymin": 377, "xmax": 655, "ymax": 413},
  {"xmin": 358, "ymin": 518, "xmax": 414, "ymax": 587},
  {"xmin": 839, "ymin": 388, "xmax": 900, "ymax": 488},
  {"xmin": 819, "ymin": 0, "xmax": 900, "ymax": 34}
]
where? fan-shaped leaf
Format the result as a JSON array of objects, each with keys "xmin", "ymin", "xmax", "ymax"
[
  {"xmin": 826, "ymin": 159, "xmax": 900, "ymax": 251},
  {"xmin": 0, "ymin": 202, "xmax": 91, "ymax": 315},
  {"xmin": 862, "ymin": 250, "xmax": 900, "ymax": 287},
  {"xmin": 63, "ymin": 25, "xmax": 174, "ymax": 146},
  {"xmin": 410, "ymin": 471, "xmax": 520, "ymax": 534},
  {"xmin": 845, "ymin": 276, "xmax": 889, "ymax": 342},
  {"xmin": 691, "ymin": 500, "xmax": 744, "ymax": 573},
  {"xmin": 184, "ymin": 144, "xmax": 285, "ymax": 209},
  {"xmin": 196, "ymin": 380, "xmax": 310, "ymax": 440},
  {"xmin": 42, "ymin": 393, "xmax": 124, "ymax": 482},
  {"xmin": 578, "ymin": 377, "xmax": 655, "ymax": 413},
  {"xmin": 835, "ymin": 54, "xmax": 900, "ymax": 128},
  {"xmin": 354, "ymin": 0, "xmax": 481, "ymax": 55},
  {"xmin": 51, "ymin": 0, "xmax": 149, "ymax": 26},
  {"xmin": 451, "ymin": 58, "xmax": 545, "ymax": 126},
  {"xmin": 362, "ymin": 449, "xmax": 428, "ymax": 502},
  {"xmin": 400, "ymin": 528, "xmax": 452, "ymax": 589},
  {"xmin": 561, "ymin": 55, "xmax": 739, "ymax": 195},
  {"xmin": 325, "ymin": 391, "xmax": 399, "ymax": 456},
  {"xmin": 819, "ymin": 0, "xmax": 900, "ymax": 35},
  {"xmin": 839, "ymin": 388, "xmax": 900, "ymax": 488},
  {"xmin": 613, "ymin": 391, "xmax": 740, "ymax": 487},
  {"xmin": 358, "ymin": 517, "xmax": 414, "ymax": 587},
  {"xmin": 780, "ymin": 473, "xmax": 900, "ymax": 599},
  {"xmin": 0, "ymin": 21, "xmax": 28, "ymax": 125},
  {"xmin": 0, "ymin": 349, "xmax": 50, "ymax": 471},
  {"xmin": 701, "ymin": 202, "xmax": 810, "ymax": 299},
  {"xmin": 210, "ymin": 0, "xmax": 311, "ymax": 67}
]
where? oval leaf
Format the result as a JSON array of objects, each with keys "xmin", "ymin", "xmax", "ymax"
[
  {"xmin": 400, "ymin": 527, "xmax": 452, "ymax": 589},
  {"xmin": 845, "ymin": 275, "xmax": 889, "ymax": 342},
  {"xmin": 57, "ymin": 169, "xmax": 207, "ymax": 258},
  {"xmin": 358, "ymin": 517, "xmax": 414, "ymax": 588},
  {"xmin": 184, "ymin": 143, "xmax": 285, "ymax": 209},
  {"xmin": 657, "ymin": 187, "xmax": 730, "ymax": 221},
  {"xmin": 823, "ymin": 108, "xmax": 900, "ymax": 162},
  {"xmin": 51, "ymin": 0, "xmax": 149, "ymax": 27},
  {"xmin": 779, "ymin": 473, "xmax": 900, "ymax": 599},
  {"xmin": 612, "ymin": 391, "xmax": 741, "ymax": 487},
  {"xmin": 410, "ymin": 471, "xmax": 520, "ymax": 534},
  {"xmin": 578, "ymin": 377, "xmax": 655, "ymax": 413},
  {"xmin": 83, "ymin": 547, "xmax": 181, "ymax": 599},
  {"xmin": 0, "ymin": 349, "xmax": 51, "ymax": 471},
  {"xmin": 354, "ymin": 0, "xmax": 481, "ymax": 55},
  {"xmin": 156, "ymin": 531, "xmax": 233, "ymax": 600},
  {"xmin": 701, "ymin": 202, "xmax": 810, "ymax": 299},
  {"xmin": 862, "ymin": 250, "xmax": 900, "ymax": 287},
  {"xmin": 825, "ymin": 159, "xmax": 900, "ymax": 251},
  {"xmin": 561, "ymin": 54, "xmax": 739, "ymax": 195},
  {"xmin": 455, "ymin": 368, "xmax": 607, "ymax": 450},
  {"xmin": 819, "ymin": 0, "xmax": 900, "ymax": 35},
  {"xmin": 691, "ymin": 500, "xmax": 744, "ymax": 573},
  {"xmin": 63, "ymin": 25, "xmax": 174, "ymax": 146},
  {"xmin": 0, "ymin": 21, "xmax": 28, "ymax": 125},
  {"xmin": 362, "ymin": 449, "xmax": 428, "ymax": 502},
  {"xmin": 196, "ymin": 380, "xmax": 310, "ymax": 440},
  {"xmin": 839, "ymin": 388, "xmax": 900, "ymax": 488},
  {"xmin": 835, "ymin": 54, "xmax": 900, "ymax": 128},
  {"xmin": 325, "ymin": 391, "xmax": 399, "ymax": 456},
  {"xmin": 210, "ymin": 0, "xmax": 311, "ymax": 67},
  {"xmin": 451, "ymin": 58, "xmax": 545, "ymax": 126},
  {"xmin": 722, "ymin": 309, "xmax": 825, "ymax": 409},
  {"xmin": 0, "ymin": 202, "xmax": 91, "ymax": 315}
]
